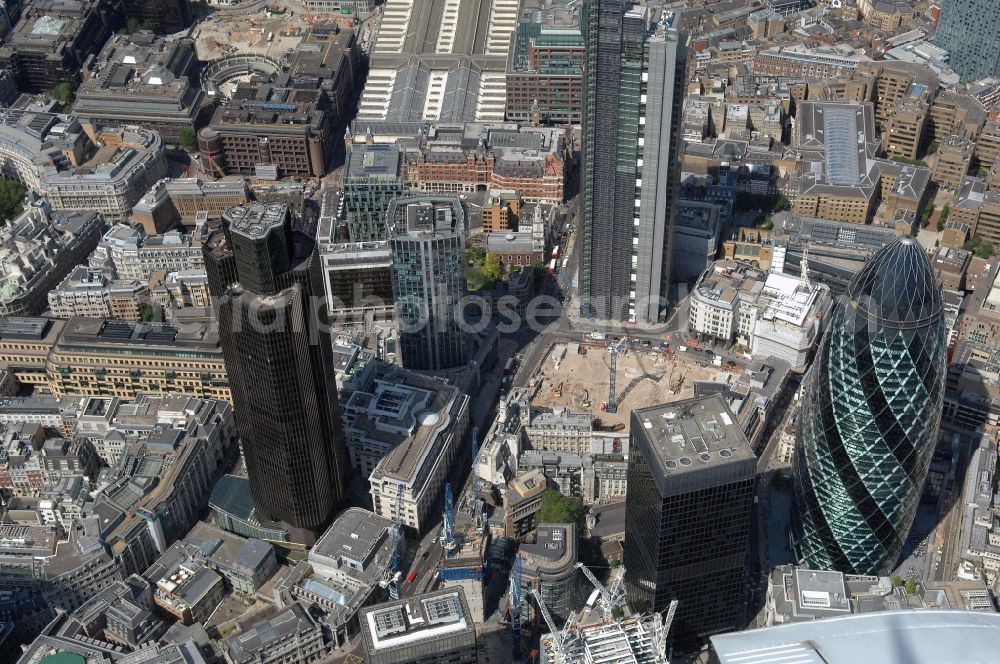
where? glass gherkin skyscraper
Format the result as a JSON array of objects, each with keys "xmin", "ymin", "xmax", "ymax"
[{"xmin": 793, "ymin": 237, "xmax": 946, "ymax": 575}]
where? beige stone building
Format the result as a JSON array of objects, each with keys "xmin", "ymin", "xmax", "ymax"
[{"xmin": 0, "ymin": 316, "xmax": 229, "ymax": 401}]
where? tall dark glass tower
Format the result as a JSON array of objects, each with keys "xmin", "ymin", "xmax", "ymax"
[
  {"xmin": 122, "ymin": 0, "xmax": 192, "ymax": 34},
  {"xmin": 388, "ymin": 195, "xmax": 467, "ymax": 371},
  {"xmin": 580, "ymin": 2, "xmax": 686, "ymax": 323},
  {"xmin": 204, "ymin": 202, "xmax": 349, "ymax": 545},
  {"xmin": 793, "ymin": 237, "xmax": 947, "ymax": 575},
  {"xmin": 934, "ymin": 0, "xmax": 1000, "ymax": 82},
  {"xmin": 624, "ymin": 395, "xmax": 757, "ymax": 644}
]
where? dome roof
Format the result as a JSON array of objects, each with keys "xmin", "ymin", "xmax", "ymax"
[{"xmin": 847, "ymin": 236, "xmax": 942, "ymax": 328}]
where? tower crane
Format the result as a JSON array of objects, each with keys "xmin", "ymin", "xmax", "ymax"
[
  {"xmin": 651, "ymin": 599, "xmax": 680, "ymax": 661},
  {"xmin": 530, "ymin": 589, "xmax": 577, "ymax": 664},
  {"xmin": 511, "ymin": 553, "xmax": 523, "ymax": 661},
  {"xmin": 575, "ymin": 562, "xmax": 626, "ymax": 621},
  {"xmin": 533, "ymin": 588, "xmax": 561, "ymax": 640},
  {"xmin": 442, "ymin": 482, "xmax": 457, "ymax": 553},
  {"xmin": 605, "ymin": 338, "xmax": 628, "ymax": 414},
  {"xmin": 471, "ymin": 427, "xmax": 484, "ymax": 532}
]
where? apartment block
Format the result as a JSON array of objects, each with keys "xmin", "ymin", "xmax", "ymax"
[
  {"xmin": 975, "ymin": 123, "xmax": 1000, "ymax": 169},
  {"xmin": 884, "ymin": 97, "xmax": 928, "ymax": 160},
  {"xmin": 933, "ymin": 133, "xmax": 976, "ymax": 191}
]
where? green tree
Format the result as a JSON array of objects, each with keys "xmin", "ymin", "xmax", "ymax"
[
  {"xmin": 775, "ymin": 194, "xmax": 791, "ymax": 212},
  {"xmin": 139, "ymin": 303, "xmax": 155, "ymax": 322},
  {"xmin": 905, "ymin": 578, "xmax": 918, "ymax": 595},
  {"xmin": 481, "ymin": 253, "xmax": 501, "ymax": 282},
  {"xmin": 537, "ymin": 490, "xmax": 586, "ymax": 530},
  {"xmin": 890, "ymin": 156, "xmax": 928, "ymax": 167},
  {"xmin": 0, "ymin": 179, "xmax": 26, "ymax": 222},
  {"xmin": 891, "ymin": 575, "xmax": 903, "ymax": 588},
  {"xmin": 919, "ymin": 198, "xmax": 935, "ymax": 228},
  {"xmin": 964, "ymin": 234, "xmax": 996, "ymax": 258},
  {"xmin": 178, "ymin": 127, "xmax": 198, "ymax": 151},
  {"xmin": 937, "ymin": 204, "xmax": 951, "ymax": 231},
  {"xmin": 758, "ymin": 216, "xmax": 774, "ymax": 231},
  {"xmin": 465, "ymin": 246, "xmax": 485, "ymax": 264},
  {"xmin": 49, "ymin": 83, "xmax": 74, "ymax": 105}
]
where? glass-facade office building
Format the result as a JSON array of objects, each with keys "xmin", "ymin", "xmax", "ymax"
[
  {"xmin": 389, "ymin": 196, "xmax": 467, "ymax": 371},
  {"xmin": 579, "ymin": 0, "xmax": 685, "ymax": 323},
  {"xmin": 934, "ymin": 0, "xmax": 1000, "ymax": 82},
  {"xmin": 793, "ymin": 237, "xmax": 946, "ymax": 575},
  {"xmin": 204, "ymin": 203, "xmax": 349, "ymax": 545}
]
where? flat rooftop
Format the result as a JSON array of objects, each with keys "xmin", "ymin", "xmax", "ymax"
[
  {"xmin": 710, "ymin": 610, "xmax": 1000, "ymax": 664},
  {"xmin": 310, "ymin": 507, "xmax": 394, "ymax": 569},
  {"xmin": 519, "ymin": 523, "xmax": 576, "ymax": 575},
  {"xmin": 631, "ymin": 394, "xmax": 756, "ymax": 478},
  {"xmin": 0, "ymin": 316, "xmax": 54, "ymax": 341},
  {"xmin": 56, "ymin": 317, "xmax": 221, "ymax": 352},
  {"xmin": 346, "ymin": 143, "xmax": 404, "ymax": 181},
  {"xmin": 368, "ymin": 371, "xmax": 464, "ymax": 487},
  {"xmin": 361, "ymin": 587, "xmax": 474, "ymax": 654}
]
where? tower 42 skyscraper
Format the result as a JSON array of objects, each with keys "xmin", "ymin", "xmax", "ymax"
[
  {"xmin": 205, "ymin": 202, "xmax": 349, "ymax": 545},
  {"xmin": 580, "ymin": 1, "xmax": 685, "ymax": 323},
  {"xmin": 793, "ymin": 237, "xmax": 946, "ymax": 575}
]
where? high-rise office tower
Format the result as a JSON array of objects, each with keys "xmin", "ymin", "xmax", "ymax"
[
  {"xmin": 122, "ymin": 0, "xmax": 192, "ymax": 34},
  {"xmin": 204, "ymin": 202, "xmax": 348, "ymax": 545},
  {"xmin": 934, "ymin": 0, "xmax": 1000, "ymax": 82},
  {"xmin": 580, "ymin": 2, "xmax": 686, "ymax": 323},
  {"xmin": 343, "ymin": 142, "xmax": 405, "ymax": 242},
  {"xmin": 624, "ymin": 395, "xmax": 757, "ymax": 643},
  {"xmin": 793, "ymin": 237, "xmax": 946, "ymax": 575},
  {"xmin": 388, "ymin": 195, "xmax": 467, "ymax": 371}
]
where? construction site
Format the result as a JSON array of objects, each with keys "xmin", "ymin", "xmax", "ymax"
[
  {"xmin": 527, "ymin": 340, "xmax": 737, "ymax": 429},
  {"xmin": 191, "ymin": 0, "xmax": 371, "ymax": 63},
  {"xmin": 514, "ymin": 559, "xmax": 677, "ymax": 664},
  {"xmin": 193, "ymin": 6, "xmax": 310, "ymax": 62}
]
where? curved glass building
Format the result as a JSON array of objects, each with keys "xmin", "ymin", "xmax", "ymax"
[{"xmin": 793, "ymin": 236, "xmax": 946, "ymax": 575}]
